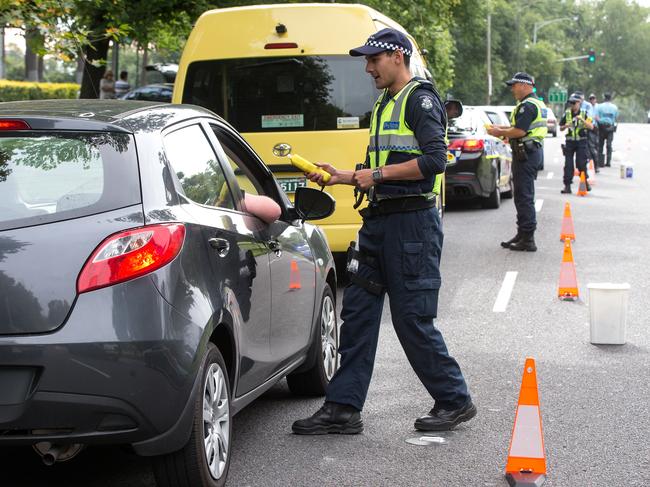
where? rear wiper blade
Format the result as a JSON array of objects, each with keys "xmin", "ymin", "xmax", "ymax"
[{"xmin": 236, "ymin": 58, "xmax": 304, "ymax": 70}]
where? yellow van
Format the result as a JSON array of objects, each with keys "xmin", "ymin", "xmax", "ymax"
[{"xmin": 174, "ymin": 3, "xmax": 439, "ymax": 257}]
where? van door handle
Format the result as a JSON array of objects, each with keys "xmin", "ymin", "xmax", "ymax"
[{"xmin": 208, "ymin": 238, "xmax": 230, "ymax": 257}]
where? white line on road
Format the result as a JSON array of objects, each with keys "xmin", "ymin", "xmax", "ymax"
[
  {"xmin": 535, "ymin": 199, "xmax": 544, "ymax": 212},
  {"xmin": 546, "ymin": 172, "xmax": 554, "ymax": 180},
  {"xmin": 493, "ymin": 271, "xmax": 518, "ymax": 313}
]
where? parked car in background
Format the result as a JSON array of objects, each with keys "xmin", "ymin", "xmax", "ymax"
[
  {"xmin": 546, "ymin": 108, "xmax": 558, "ymax": 137},
  {"xmin": 0, "ymin": 100, "xmax": 338, "ymax": 487},
  {"xmin": 473, "ymin": 105, "xmax": 511, "ymax": 127},
  {"xmin": 445, "ymin": 106, "xmax": 513, "ymax": 209},
  {"xmin": 120, "ymin": 83, "xmax": 173, "ymax": 102}
]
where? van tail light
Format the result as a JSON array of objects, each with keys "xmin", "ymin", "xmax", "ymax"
[
  {"xmin": 77, "ymin": 223, "xmax": 185, "ymax": 294},
  {"xmin": 448, "ymin": 138, "xmax": 485, "ymax": 153},
  {"xmin": 0, "ymin": 119, "xmax": 30, "ymax": 130},
  {"xmin": 264, "ymin": 42, "xmax": 298, "ymax": 49}
]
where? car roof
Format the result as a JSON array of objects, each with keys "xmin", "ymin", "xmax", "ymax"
[{"xmin": 0, "ymin": 99, "xmax": 223, "ymax": 133}]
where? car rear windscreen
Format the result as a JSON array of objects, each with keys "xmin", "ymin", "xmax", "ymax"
[
  {"xmin": 0, "ymin": 132, "xmax": 140, "ymax": 231},
  {"xmin": 182, "ymin": 56, "xmax": 379, "ymax": 132}
]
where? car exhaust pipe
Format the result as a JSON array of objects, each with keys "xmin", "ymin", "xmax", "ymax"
[
  {"xmin": 41, "ymin": 444, "xmax": 64, "ymax": 466},
  {"xmin": 33, "ymin": 441, "xmax": 84, "ymax": 465}
]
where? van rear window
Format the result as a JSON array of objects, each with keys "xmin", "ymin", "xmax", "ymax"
[
  {"xmin": 0, "ymin": 132, "xmax": 140, "ymax": 231},
  {"xmin": 182, "ymin": 56, "xmax": 379, "ymax": 132}
]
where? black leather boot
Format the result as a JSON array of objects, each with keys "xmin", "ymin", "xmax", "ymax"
[
  {"xmin": 500, "ymin": 232, "xmax": 521, "ymax": 249},
  {"xmin": 292, "ymin": 402, "xmax": 363, "ymax": 435},
  {"xmin": 509, "ymin": 232, "xmax": 537, "ymax": 252},
  {"xmin": 414, "ymin": 400, "xmax": 477, "ymax": 431},
  {"xmin": 561, "ymin": 185, "xmax": 571, "ymax": 194}
]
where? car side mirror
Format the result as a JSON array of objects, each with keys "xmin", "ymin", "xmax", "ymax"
[
  {"xmin": 293, "ymin": 187, "xmax": 335, "ymax": 221},
  {"xmin": 445, "ymin": 99, "xmax": 463, "ymax": 120}
]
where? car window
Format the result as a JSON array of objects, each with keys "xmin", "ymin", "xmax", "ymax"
[
  {"xmin": 164, "ymin": 124, "xmax": 235, "ymax": 209},
  {"xmin": 209, "ymin": 125, "xmax": 267, "ymax": 198},
  {"xmin": 448, "ymin": 109, "xmax": 478, "ymax": 134},
  {"xmin": 0, "ymin": 132, "xmax": 140, "ymax": 231}
]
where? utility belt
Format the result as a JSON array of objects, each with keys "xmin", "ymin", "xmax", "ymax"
[
  {"xmin": 358, "ymin": 194, "xmax": 436, "ymax": 219},
  {"xmin": 511, "ymin": 139, "xmax": 542, "ymax": 161}
]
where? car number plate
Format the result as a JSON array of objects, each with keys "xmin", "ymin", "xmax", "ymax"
[{"xmin": 278, "ymin": 177, "xmax": 307, "ymax": 194}]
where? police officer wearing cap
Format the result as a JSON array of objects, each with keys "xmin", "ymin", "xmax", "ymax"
[
  {"xmin": 292, "ymin": 28, "xmax": 476, "ymax": 435},
  {"xmin": 487, "ymin": 72, "xmax": 547, "ymax": 252},
  {"xmin": 560, "ymin": 93, "xmax": 594, "ymax": 194}
]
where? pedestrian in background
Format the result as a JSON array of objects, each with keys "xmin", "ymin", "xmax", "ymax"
[
  {"xmin": 560, "ymin": 93, "xmax": 594, "ymax": 194},
  {"xmin": 587, "ymin": 93, "xmax": 600, "ymax": 173},
  {"xmin": 292, "ymin": 28, "xmax": 476, "ymax": 435},
  {"xmin": 115, "ymin": 71, "xmax": 130, "ymax": 98},
  {"xmin": 99, "ymin": 70, "xmax": 116, "ymax": 99},
  {"xmin": 488, "ymin": 72, "xmax": 547, "ymax": 252},
  {"xmin": 595, "ymin": 92, "xmax": 618, "ymax": 167}
]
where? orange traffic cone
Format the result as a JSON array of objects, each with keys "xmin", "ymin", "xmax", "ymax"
[
  {"xmin": 558, "ymin": 238, "xmax": 579, "ymax": 300},
  {"xmin": 559, "ymin": 203, "xmax": 575, "ymax": 242},
  {"xmin": 289, "ymin": 260, "xmax": 301, "ymax": 290},
  {"xmin": 505, "ymin": 358, "xmax": 547, "ymax": 487},
  {"xmin": 576, "ymin": 171, "xmax": 588, "ymax": 196}
]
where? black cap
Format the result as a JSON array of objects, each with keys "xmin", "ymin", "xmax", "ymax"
[
  {"xmin": 603, "ymin": 92, "xmax": 612, "ymax": 100},
  {"xmin": 350, "ymin": 28, "xmax": 413, "ymax": 57},
  {"xmin": 505, "ymin": 72, "xmax": 535, "ymax": 86},
  {"xmin": 568, "ymin": 93, "xmax": 582, "ymax": 103}
]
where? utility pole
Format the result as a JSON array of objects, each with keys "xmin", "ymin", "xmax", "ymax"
[{"xmin": 487, "ymin": 3, "xmax": 492, "ymax": 104}]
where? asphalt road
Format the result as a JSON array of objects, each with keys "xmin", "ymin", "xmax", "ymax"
[{"xmin": 4, "ymin": 124, "xmax": 650, "ymax": 487}]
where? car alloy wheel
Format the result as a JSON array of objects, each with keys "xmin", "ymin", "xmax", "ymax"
[
  {"xmin": 321, "ymin": 293, "xmax": 337, "ymax": 381},
  {"xmin": 203, "ymin": 363, "xmax": 230, "ymax": 480},
  {"xmin": 286, "ymin": 284, "xmax": 338, "ymax": 395},
  {"xmin": 153, "ymin": 344, "xmax": 232, "ymax": 487}
]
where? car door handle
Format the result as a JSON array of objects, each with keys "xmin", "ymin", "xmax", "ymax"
[
  {"xmin": 208, "ymin": 238, "xmax": 230, "ymax": 257},
  {"xmin": 267, "ymin": 239, "xmax": 281, "ymax": 254}
]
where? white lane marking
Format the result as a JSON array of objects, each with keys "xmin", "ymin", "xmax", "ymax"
[
  {"xmin": 493, "ymin": 271, "xmax": 518, "ymax": 313},
  {"xmin": 546, "ymin": 172, "xmax": 554, "ymax": 180},
  {"xmin": 535, "ymin": 199, "xmax": 544, "ymax": 212}
]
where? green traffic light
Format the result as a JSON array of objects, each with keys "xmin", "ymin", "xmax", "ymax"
[{"xmin": 588, "ymin": 49, "xmax": 596, "ymax": 63}]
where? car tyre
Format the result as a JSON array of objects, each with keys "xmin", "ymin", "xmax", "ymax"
[
  {"xmin": 153, "ymin": 344, "xmax": 232, "ymax": 487},
  {"xmin": 481, "ymin": 172, "xmax": 501, "ymax": 209},
  {"xmin": 502, "ymin": 175, "xmax": 513, "ymax": 199},
  {"xmin": 287, "ymin": 284, "xmax": 338, "ymax": 395}
]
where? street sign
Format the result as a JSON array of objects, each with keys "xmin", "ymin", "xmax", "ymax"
[{"xmin": 548, "ymin": 88, "xmax": 567, "ymax": 104}]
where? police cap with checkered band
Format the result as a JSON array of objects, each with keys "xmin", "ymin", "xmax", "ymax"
[{"xmin": 349, "ymin": 28, "xmax": 413, "ymax": 57}]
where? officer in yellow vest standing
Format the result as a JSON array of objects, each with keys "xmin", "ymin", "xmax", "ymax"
[
  {"xmin": 560, "ymin": 93, "xmax": 594, "ymax": 193},
  {"xmin": 487, "ymin": 72, "xmax": 547, "ymax": 252},
  {"xmin": 292, "ymin": 28, "xmax": 476, "ymax": 435}
]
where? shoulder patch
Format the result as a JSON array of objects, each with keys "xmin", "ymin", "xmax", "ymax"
[{"xmin": 419, "ymin": 95, "xmax": 434, "ymax": 111}]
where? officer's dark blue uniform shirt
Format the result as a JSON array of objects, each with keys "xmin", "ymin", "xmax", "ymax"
[
  {"xmin": 512, "ymin": 93, "xmax": 539, "ymax": 136},
  {"xmin": 366, "ymin": 78, "xmax": 447, "ymax": 195}
]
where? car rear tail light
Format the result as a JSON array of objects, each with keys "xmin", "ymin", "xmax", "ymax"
[
  {"xmin": 0, "ymin": 119, "xmax": 30, "ymax": 130},
  {"xmin": 447, "ymin": 138, "xmax": 485, "ymax": 152},
  {"xmin": 77, "ymin": 223, "xmax": 185, "ymax": 294},
  {"xmin": 462, "ymin": 139, "xmax": 485, "ymax": 152},
  {"xmin": 264, "ymin": 42, "xmax": 298, "ymax": 49}
]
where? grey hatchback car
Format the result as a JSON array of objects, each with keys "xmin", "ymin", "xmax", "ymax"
[{"xmin": 0, "ymin": 100, "xmax": 339, "ymax": 486}]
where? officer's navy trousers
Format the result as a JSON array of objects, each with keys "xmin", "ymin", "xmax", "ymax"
[
  {"xmin": 325, "ymin": 207, "xmax": 470, "ymax": 412},
  {"xmin": 512, "ymin": 149, "xmax": 541, "ymax": 235},
  {"xmin": 563, "ymin": 140, "xmax": 589, "ymax": 186}
]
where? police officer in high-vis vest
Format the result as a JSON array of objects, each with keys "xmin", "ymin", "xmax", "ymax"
[
  {"xmin": 560, "ymin": 93, "xmax": 594, "ymax": 194},
  {"xmin": 487, "ymin": 72, "xmax": 547, "ymax": 252},
  {"xmin": 292, "ymin": 28, "xmax": 476, "ymax": 435}
]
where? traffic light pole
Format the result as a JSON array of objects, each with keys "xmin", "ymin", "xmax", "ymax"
[{"xmin": 555, "ymin": 54, "xmax": 590, "ymax": 62}]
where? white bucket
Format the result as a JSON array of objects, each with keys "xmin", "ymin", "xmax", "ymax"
[{"xmin": 587, "ymin": 283, "xmax": 630, "ymax": 345}]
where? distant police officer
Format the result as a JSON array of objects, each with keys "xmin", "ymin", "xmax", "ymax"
[
  {"xmin": 587, "ymin": 93, "xmax": 600, "ymax": 173},
  {"xmin": 595, "ymin": 92, "xmax": 619, "ymax": 167},
  {"xmin": 560, "ymin": 93, "xmax": 594, "ymax": 194},
  {"xmin": 487, "ymin": 72, "xmax": 547, "ymax": 252},
  {"xmin": 292, "ymin": 28, "xmax": 476, "ymax": 435}
]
